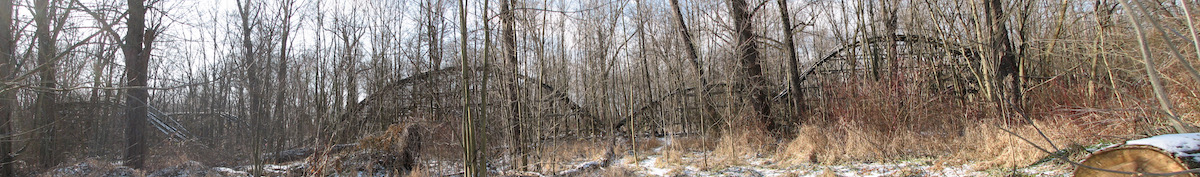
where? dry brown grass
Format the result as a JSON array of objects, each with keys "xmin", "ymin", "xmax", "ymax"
[
  {"xmin": 358, "ymin": 123, "xmax": 414, "ymax": 152},
  {"xmin": 667, "ymin": 136, "xmax": 716, "ymax": 152},
  {"xmin": 713, "ymin": 130, "xmax": 774, "ymax": 158},
  {"xmin": 777, "ymin": 125, "xmax": 826, "ymax": 166},
  {"xmin": 643, "ymin": 136, "xmax": 713, "ymax": 170},
  {"xmin": 654, "ymin": 147, "xmax": 684, "ymax": 168},
  {"xmin": 770, "ymin": 76, "xmax": 1154, "ymax": 171},
  {"xmin": 530, "ymin": 139, "xmax": 611, "ymax": 174},
  {"xmin": 145, "ymin": 139, "xmax": 238, "ymax": 170},
  {"xmin": 776, "ymin": 109, "xmax": 1130, "ymax": 170},
  {"xmin": 812, "ymin": 169, "xmax": 839, "ymax": 177},
  {"xmin": 404, "ymin": 166, "xmax": 427, "ymax": 177},
  {"xmin": 634, "ymin": 137, "xmax": 663, "ymax": 154},
  {"xmin": 776, "ymin": 121, "xmax": 908, "ymax": 165},
  {"xmin": 955, "ymin": 122, "xmax": 1054, "ymax": 169},
  {"xmin": 951, "ymin": 117, "xmax": 1107, "ymax": 169},
  {"xmin": 772, "ymin": 79, "xmax": 972, "ymax": 164},
  {"xmin": 592, "ymin": 165, "xmax": 636, "ymax": 176}
]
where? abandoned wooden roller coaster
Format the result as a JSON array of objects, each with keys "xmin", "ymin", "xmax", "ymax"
[{"xmin": 1076, "ymin": 133, "xmax": 1200, "ymax": 177}]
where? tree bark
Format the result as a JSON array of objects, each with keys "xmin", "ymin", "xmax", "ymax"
[
  {"xmin": 343, "ymin": 31, "xmax": 358, "ymax": 125},
  {"xmin": 777, "ymin": 0, "xmax": 807, "ymax": 123},
  {"xmin": 984, "ymin": 0, "xmax": 1020, "ymax": 108},
  {"xmin": 237, "ymin": 0, "xmax": 266, "ymax": 170},
  {"xmin": 634, "ymin": 0, "xmax": 650, "ymax": 163},
  {"xmin": 427, "ymin": 0, "xmax": 443, "ymax": 70},
  {"xmin": 501, "ymin": 0, "xmax": 525, "ymax": 170},
  {"xmin": 477, "ymin": 0, "xmax": 491, "ymax": 172},
  {"xmin": 730, "ymin": 0, "xmax": 776, "ymax": 135},
  {"xmin": 272, "ymin": 0, "xmax": 295, "ymax": 161},
  {"xmin": 0, "ymin": 0, "xmax": 16, "ymax": 175},
  {"xmin": 122, "ymin": 0, "xmax": 151, "ymax": 169},
  {"xmin": 34, "ymin": 0, "xmax": 61, "ymax": 168},
  {"xmin": 457, "ymin": 0, "xmax": 481, "ymax": 176},
  {"xmin": 669, "ymin": 0, "xmax": 720, "ymax": 130}
]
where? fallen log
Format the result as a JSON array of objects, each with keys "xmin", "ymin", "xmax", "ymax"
[{"xmin": 1075, "ymin": 133, "xmax": 1200, "ymax": 177}]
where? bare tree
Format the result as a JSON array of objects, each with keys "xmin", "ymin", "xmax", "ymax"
[
  {"xmin": 669, "ymin": 0, "xmax": 719, "ymax": 130},
  {"xmin": 236, "ymin": 0, "xmax": 268, "ymax": 170},
  {"xmin": 271, "ymin": 0, "xmax": 297, "ymax": 158},
  {"xmin": 984, "ymin": 0, "xmax": 1020, "ymax": 109},
  {"xmin": 1123, "ymin": 0, "xmax": 1189, "ymax": 133},
  {"xmin": 33, "ymin": 0, "xmax": 61, "ymax": 168},
  {"xmin": 777, "ymin": 0, "xmax": 807, "ymax": 122},
  {"xmin": 730, "ymin": 0, "xmax": 775, "ymax": 135},
  {"xmin": 0, "ymin": 0, "xmax": 15, "ymax": 175},
  {"xmin": 122, "ymin": 0, "xmax": 154, "ymax": 169},
  {"xmin": 477, "ymin": 0, "xmax": 492, "ymax": 171},
  {"xmin": 425, "ymin": 0, "xmax": 444, "ymax": 70},
  {"xmin": 501, "ymin": 0, "xmax": 526, "ymax": 170},
  {"xmin": 457, "ymin": 0, "xmax": 481, "ymax": 176}
]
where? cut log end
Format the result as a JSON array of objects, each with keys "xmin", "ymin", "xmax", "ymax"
[{"xmin": 1075, "ymin": 145, "xmax": 1194, "ymax": 177}]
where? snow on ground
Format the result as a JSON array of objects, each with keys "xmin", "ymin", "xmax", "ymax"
[
  {"xmin": 48, "ymin": 134, "xmax": 1078, "ymax": 176},
  {"xmin": 620, "ymin": 154, "xmax": 1065, "ymax": 177},
  {"xmin": 234, "ymin": 161, "xmax": 306, "ymax": 174},
  {"xmin": 637, "ymin": 156, "xmax": 671, "ymax": 176},
  {"xmin": 612, "ymin": 136, "xmax": 1070, "ymax": 177},
  {"xmin": 213, "ymin": 167, "xmax": 249, "ymax": 176},
  {"xmin": 633, "ymin": 137, "xmax": 673, "ymax": 176},
  {"xmin": 1124, "ymin": 133, "xmax": 1200, "ymax": 161}
]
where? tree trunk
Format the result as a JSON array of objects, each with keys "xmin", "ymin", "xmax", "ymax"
[
  {"xmin": 457, "ymin": 0, "xmax": 480, "ymax": 175},
  {"xmin": 0, "ymin": 0, "xmax": 16, "ymax": 174},
  {"xmin": 669, "ymin": 0, "xmax": 720, "ymax": 130},
  {"xmin": 427, "ymin": 0, "xmax": 442, "ymax": 70},
  {"xmin": 984, "ymin": 0, "xmax": 1020, "ymax": 109},
  {"xmin": 34, "ymin": 0, "xmax": 61, "ymax": 168},
  {"xmin": 777, "ymin": 0, "xmax": 807, "ymax": 124},
  {"xmin": 237, "ymin": 0, "xmax": 266, "ymax": 170},
  {"xmin": 730, "ymin": 0, "xmax": 775, "ymax": 135},
  {"xmin": 122, "ymin": 0, "xmax": 151, "ymax": 169},
  {"xmin": 272, "ymin": 0, "xmax": 295, "ymax": 161},
  {"xmin": 422, "ymin": 0, "xmax": 444, "ymax": 129},
  {"xmin": 634, "ymin": 0, "xmax": 650, "ymax": 163},
  {"xmin": 501, "ymin": 0, "xmax": 526, "ymax": 170},
  {"xmin": 334, "ymin": 20, "xmax": 362, "ymax": 142},
  {"xmin": 477, "ymin": 0, "xmax": 491, "ymax": 171}
]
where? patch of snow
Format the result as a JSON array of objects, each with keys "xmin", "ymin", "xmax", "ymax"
[
  {"xmin": 631, "ymin": 136, "xmax": 676, "ymax": 176},
  {"xmin": 558, "ymin": 161, "xmax": 603, "ymax": 175},
  {"xmin": 639, "ymin": 155, "xmax": 671, "ymax": 176},
  {"xmin": 1125, "ymin": 133, "xmax": 1200, "ymax": 162},
  {"xmin": 615, "ymin": 135, "xmax": 1058, "ymax": 176},
  {"xmin": 717, "ymin": 167, "xmax": 763, "ymax": 177},
  {"xmin": 234, "ymin": 163, "xmax": 302, "ymax": 174},
  {"xmin": 745, "ymin": 158, "xmax": 788, "ymax": 176},
  {"xmin": 214, "ymin": 167, "xmax": 250, "ymax": 176},
  {"xmin": 929, "ymin": 164, "xmax": 986, "ymax": 177},
  {"xmin": 1017, "ymin": 163, "xmax": 1070, "ymax": 176}
]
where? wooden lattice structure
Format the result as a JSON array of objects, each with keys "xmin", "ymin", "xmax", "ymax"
[
  {"xmin": 789, "ymin": 34, "xmax": 980, "ymax": 124},
  {"xmin": 339, "ymin": 66, "xmax": 597, "ymax": 143}
]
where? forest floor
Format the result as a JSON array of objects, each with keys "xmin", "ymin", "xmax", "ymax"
[
  {"xmin": 40, "ymin": 135, "xmax": 1077, "ymax": 177},
  {"xmin": 35, "ymin": 137, "xmax": 1080, "ymax": 177},
  {"xmin": 605, "ymin": 136, "xmax": 1074, "ymax": 177},
  {"xmin": 41, "ymin": 121, "xmax": 1101, "ymax": 177}
]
